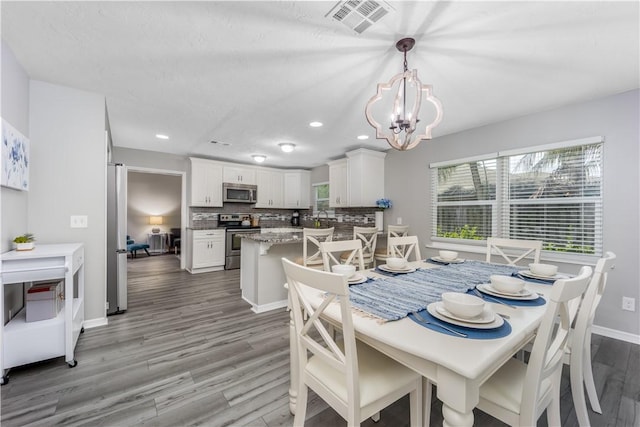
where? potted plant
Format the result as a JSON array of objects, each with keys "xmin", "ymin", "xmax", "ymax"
[{"xmin": 13, "ymin": 233, "xmax": 35, "ymax": 251}]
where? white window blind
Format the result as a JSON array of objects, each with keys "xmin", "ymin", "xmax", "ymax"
[
  {"xmin": 431, "ymin": 159, "xmax": 497, "ymax": 240},
  {"xmin": 502, "ymin": 143, "xmax": 603, "ymax": 255},
  {"xmin": 431, "ymin": 139, "xmax": 604, "ymax": 256}
]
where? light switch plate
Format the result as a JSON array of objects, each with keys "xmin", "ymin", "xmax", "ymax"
[{"xmin": 70, "ymin": 215, "xmax": 88, "ymax": 228}]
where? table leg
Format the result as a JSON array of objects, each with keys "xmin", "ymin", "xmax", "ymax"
[
  {"xmin": 442, "ymin": 404, "xmax": 474, "ymax": 427},
  {"xmin": 437, "ymin": 368, "xmax": 476, "ymax": 427}
]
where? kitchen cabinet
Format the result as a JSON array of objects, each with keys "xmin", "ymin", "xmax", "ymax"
[
  {"xmin": 346, "ymin": 148, "xmax": 386, "ymax": 207},
  {"xmin": 283, "ymin": 170, "xmax": 311, "ymax": 209},
  {"xmin": 187, "ymin": 229, "xmax": 225, "ymax": 273},
  {"xmin": 327, "ymin": 149, "xmax": 386, "ymax": 208},
  {"xmin": 190, "ymin": 158, "xmax": 223, "ymax": 207},
  {"xmin": 255, "ymin": 169, "xmax": 283, "ymax": 208},
  {"xmin": 223, "ymin": 165, "xmax": 256, "ymax": 185},
  {"xmin": 1, "ymin": 244, "xmax": 85, "ymax": 383},
  {"xmin": 328, "ymin": 158, "xmax": 349, "ymax": 207}
]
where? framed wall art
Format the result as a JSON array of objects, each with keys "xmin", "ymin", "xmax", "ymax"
[{"xmin": 1, "ymin": 118, "xmax": 30, "ymax": 191}]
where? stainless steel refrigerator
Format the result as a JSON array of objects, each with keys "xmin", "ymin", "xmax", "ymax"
[{"xmin": 107, "ymin": 163, "xmax": 128, "ymax": 315}]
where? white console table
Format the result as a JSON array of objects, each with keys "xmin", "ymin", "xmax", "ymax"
[
  {"xmin": 147, "ymin": 232, "xmax": 168, "ymax": 254},
  {"xmin": 1, "ymin": 243, "xmax": 85, "ymax": 384}
]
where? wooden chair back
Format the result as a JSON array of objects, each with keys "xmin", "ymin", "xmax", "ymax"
[
  {"xmin": 302, "ymin": 227, "xmax": 334, "ymax": 268},
  {"xmin": 519, "ymin": 265, "xmax": 593, "ymax": 424},
  {"xmin": 388, "ymin": 235, "xmax": 422, "ymax": 262},
  {"xmin": 353, "ymin": 226, "xmax": 378, "ymax": 267},
  {"xmin": 320, "ymin": 239, "xmax": 366, "ymax": 272},
  {"xmin": 486, "ymin": 237, "xmax": 542, "ymax": 265}
]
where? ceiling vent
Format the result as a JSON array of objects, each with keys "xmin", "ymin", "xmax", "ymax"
[{"xmin": 326, "ymin": 0, "xmax": 394, "ymax": 34}]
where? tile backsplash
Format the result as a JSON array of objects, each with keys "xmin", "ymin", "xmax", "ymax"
[{"xmin": 190, "ymin": 206, "xmax": 381, "ymax": 232}]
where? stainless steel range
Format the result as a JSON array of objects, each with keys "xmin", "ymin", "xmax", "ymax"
[{"xmin": 219, "ymin": 214, "xmax": 261, "ymax": 270}]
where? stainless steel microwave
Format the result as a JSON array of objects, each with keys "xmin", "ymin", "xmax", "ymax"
[{"xmin": 223, "ymin": 182, "xmax": 257, "ymax": 203}]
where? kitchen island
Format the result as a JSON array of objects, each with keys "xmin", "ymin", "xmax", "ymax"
[{"xmin": 240, "ymin": 229, "xmax": 351, "ymax": 313}]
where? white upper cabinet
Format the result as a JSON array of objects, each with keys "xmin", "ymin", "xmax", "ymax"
[
  {"xmin": 223, "ymin": 165, "xmax": 256, "ymax": 185},
  {"xmin": 346, "ymin": 148, "xmax": 386, "ymax": 207},
  {"xmin": 327, "ymin": 149, "xmax": 386, "ymax": 208},
  {"xmin": 190, "ymin": 158, "xmax": 223, "ymax": 207},
  {"xmin": 255, "ymin": 169, "xmax": 284, "ymax": 208},
  {"xmin": 328, "ymin": 158, "xmax": 349, "ymax": 208},
  {"xmin": 283, "ymin": 170, "xmax": 311, "ymax": 209}
]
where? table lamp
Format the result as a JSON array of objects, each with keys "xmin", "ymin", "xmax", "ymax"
[{"xmin": 149, "ymin": 216, "xmax": 163, "ymax": 233}]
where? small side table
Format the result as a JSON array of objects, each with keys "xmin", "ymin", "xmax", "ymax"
[{"xmin": 147, "ymin": 233, "xmax": 168, "ymax": 254}]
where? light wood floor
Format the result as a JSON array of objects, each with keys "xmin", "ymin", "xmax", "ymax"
[{"xmin": 1, "ymin": 254, "xmax": 637, "ymax": 426}]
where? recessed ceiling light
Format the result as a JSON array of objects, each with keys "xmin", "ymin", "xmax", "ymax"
[
  {"xmin": 155, "ymin": 134, "xmax": 169, "ymax": 140},
  {"xmin": 309, "ymin": 121, "xmax": 323, "ymax": 128},
  {"xmin": 252, "ymin": 154, "xmax": 267, "ymax": 163},
  {"xmin": 357, "ymin": 135, "xmax": 369, "ymax": 140},
  {"xmin": 279, "ymin": 143, "xmax": 296, "ymax": 153}
]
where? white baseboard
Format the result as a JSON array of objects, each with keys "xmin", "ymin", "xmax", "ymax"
[
  {"xmin": 241, "ymin": 297, "xmax": 288, "ymax": 314},
  {"xmin": 83, "ymin": 317, "xmax": 108, "ymax": 329},
  {"xmin": 592, "ymin": 324, "xmax": 640, "ymax": 345}
]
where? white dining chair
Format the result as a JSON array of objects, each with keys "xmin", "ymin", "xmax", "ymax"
[
  {"xmin": 281, "ymin": 258, "xmax": 422, "ymax": 427},
  {"xmin": 320, "ymin": 239, "xmax": 366, "ymax": 272},
  {"xmin": 485, "ymin": 237, "xmax": 542, "ymax": 265},
  {"xmin": 476, "ymin": 265, "xmax": 593, "ymax": 427},
  {"xmin": 295, "ymin": 227, "xmax": 334, "ymax": 269},
  {"xmin": 342, "ymin": 227, "xmax": 378, "ymax": 269},
  {"xmin": 374, "ymin": 225, "xmax": 409, "ymax": 266},
  {"xmin": 568, "ymin": 251, "xmax": 616, "ymax": 425},
  {"xmin": 388, "ymin": 235, "xmax": 422, "ymax": 262}
]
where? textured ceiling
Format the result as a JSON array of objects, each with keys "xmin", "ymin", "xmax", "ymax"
[{"xmin": 2, "ymin": 1, "xmax": 638, "ymax": 169}]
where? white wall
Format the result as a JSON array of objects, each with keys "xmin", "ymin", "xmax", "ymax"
[
  {"xmin": 28, "ymin": 80, "xmax": 106, "ymax": 323},
  {"xmin": 385, "ymin": 89, "xmax": 640, "ymax": 338},
  {"xmin": 1, "ymin": 41, "xmax": 30, "ymax": 323},
  {"xmin": 1, "ymin": 41, "xmax": 30, "ymax": 252}
]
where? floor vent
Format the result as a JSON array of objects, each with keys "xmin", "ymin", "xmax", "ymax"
[{"xmin": 326, "ymin": 0, "xmax": 394, "ymax": 34}]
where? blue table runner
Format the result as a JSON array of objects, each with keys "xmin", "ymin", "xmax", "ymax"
[{"xmin": 349, "ymin": 260, "xmax": 523, "ymax": 321}]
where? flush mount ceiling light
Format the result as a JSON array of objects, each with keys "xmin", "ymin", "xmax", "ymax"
[
  {"xmin": 357, "ymin": 135, "xmax": 369, "ymax": 140},
  {"xmin": 279, "ymin": 143, "xmax": 296, "ymax": 153},
  {"xmin": 252, "ymin": 154, "xmax": 267, "ymax": 163},
  {"xmin": 309, "ymin": 121, "xmax": 323, "ymax": 127},
  {"xmin": 365, "ymin": 37, "xmax": 443, "ymax": 151},
  {"xmin": 155, "ymin": 134, "xmax": 169, "ymax": 140}
]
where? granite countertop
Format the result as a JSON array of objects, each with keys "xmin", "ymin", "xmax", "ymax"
[{"xmin": 242, "ymin": 230, "xmax": 353, "ymax": 244}]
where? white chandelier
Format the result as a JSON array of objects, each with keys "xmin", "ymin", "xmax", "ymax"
[{"xmin": 365, "ymin": 38, "xmax": 443, "ymax": 151}]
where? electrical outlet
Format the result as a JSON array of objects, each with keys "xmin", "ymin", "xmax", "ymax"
[
  {"xmin": 622, "ymin": 297, "xmax": 635, "ymax": 312},
  {"xmin": 105, "ymin": 301, "xmax": 109, "ymax": 310},
  {"xmin": 70, "ymin": 215, "xmax": 88, "ymax": 228},
  {"xmin": 397, "ymin": 217, "xmax": 403, "ymax": 225}
]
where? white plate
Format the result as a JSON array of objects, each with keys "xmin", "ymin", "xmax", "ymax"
[
  {"xmin": 378, "ymin": 264, "xmax": 416, "ymax": 274},
  {"xmin": 435, "ymin": 302, "xmax": 495, "ymax": 324},
  {"xmin": 426, "ymin": 303, "xmax": 504, "ymax": 329},
  {"xmin": 348, "ymin": 274, "xmax": 368, "ymax": 285},
  {"xmin": 518, "ymin": 270, "xmax": 567, "ymax": 281},
  {"xmin": 431, "ymin": 256, "xmax": 465, "ymax": 264},
  {"xmin": 477, "ymin": 283, "xmax": 538, "ymax": 300}
]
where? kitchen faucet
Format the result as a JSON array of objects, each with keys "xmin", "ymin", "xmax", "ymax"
[{"xmin": 315, "ymin": 210, "xmax": 329, "ymax": 228}]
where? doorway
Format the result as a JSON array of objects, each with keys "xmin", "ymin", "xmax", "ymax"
[{"xmin": 126, "ymin": 166, "xmax": 187, "ymax": 271}]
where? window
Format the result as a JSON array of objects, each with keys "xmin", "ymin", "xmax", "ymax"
[
  {"xmin": 431, "ymin": 137, "xmax": 603, "ymax": 256},
  {"xmin": 312, "ymin": 182, "xmax": 333, "ymax": 216}
]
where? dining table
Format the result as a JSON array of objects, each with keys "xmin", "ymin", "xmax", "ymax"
[{"xmin": 286, "ymin": 258, "xmax": 558, "ymax": 427}]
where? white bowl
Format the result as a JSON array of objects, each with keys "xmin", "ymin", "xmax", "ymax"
[
  {"xmin": 386, "ymin": 257, "xmax": 407, "ymax": 270},
  {"xmin": 528, "ymin": 263, "xmax": 558, "ymax": 277},
  {"xmin": 332, "ymin": 264, "xmax": 356, "ymax": 278},
  {"xmin": 438, "ymin": 250, "xmax": 459, "ymax": 261},
  {"xmin": 441, "ymin": 292, "xmax": 485, "ymax": 319},
  {"xmin": 490, "ymin": 275, "xmax": 525, "ymax": 294}
]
